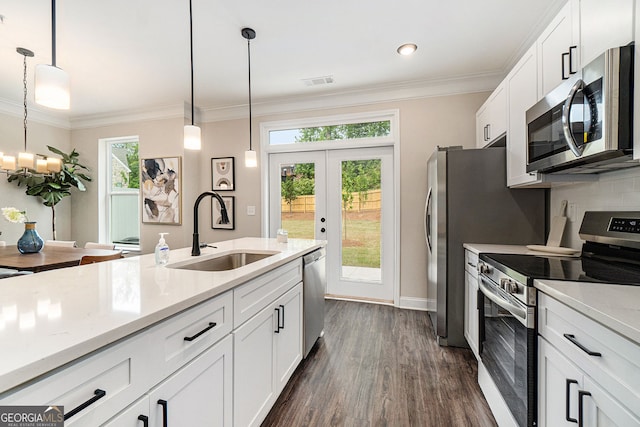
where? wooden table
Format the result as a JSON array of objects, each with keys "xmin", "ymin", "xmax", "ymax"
[{"xmin": 0, "ymin": 246, "xmax": 123, "ymax": 273}]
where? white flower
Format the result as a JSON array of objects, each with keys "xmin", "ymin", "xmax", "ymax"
[{"xmin": 2, "ymin": 207, "xmax": 27, "ymax": 224}]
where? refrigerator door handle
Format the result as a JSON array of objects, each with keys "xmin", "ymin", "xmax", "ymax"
[{"xmin": 424, "ymin": 188, "xmax": 432, "ymax": 252}]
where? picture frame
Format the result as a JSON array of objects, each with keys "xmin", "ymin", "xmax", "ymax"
[
  {"xmin": 211, "ymin": 157, "xmax": 235, "ymax": 191},
  {"xmin": 212, "ymin": 196, "xmax": 235, "ymax": 230},
  {"xmin": 141, "ymin": 156, "xmax": 182, "ymax": 225}
]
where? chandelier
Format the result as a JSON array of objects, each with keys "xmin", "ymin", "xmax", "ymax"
[{"xmin": 0, "ymin": 48, "xmax": 62, "ymax": 176}]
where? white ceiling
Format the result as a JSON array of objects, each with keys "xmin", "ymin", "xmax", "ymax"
[{"xmin": 0, "ymin": 0, "xmax": 565, "ymax": 126}]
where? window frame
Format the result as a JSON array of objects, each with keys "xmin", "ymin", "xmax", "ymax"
[{"xmin": 99, "ymin": 136, "xmax": 141, "ymax": 251}]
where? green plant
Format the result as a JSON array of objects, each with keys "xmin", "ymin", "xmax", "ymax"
[{"xmin": 7, "ymin": 146, "xmax": 92, "ymax": 239}]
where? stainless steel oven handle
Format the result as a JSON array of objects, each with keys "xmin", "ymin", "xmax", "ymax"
[
  {"xmin": 561, "ymin": 78, "xmax": 585, "ymax": 157},
  {"xmin": 479, "ymin": 276, "xmax": 527, "ymax": 323}
]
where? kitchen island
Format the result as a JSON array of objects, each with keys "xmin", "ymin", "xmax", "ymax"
[{"xmin": 0, "ymin": 237, "xmax": 325, "ymax": 426}]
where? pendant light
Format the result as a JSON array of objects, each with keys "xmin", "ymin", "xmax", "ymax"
[
  {"xmin": 35, "ymin": 0, "xmax": 70, "ymax": 110},
  {"xmin": 242, "ymin": 28, "xmax": 257, "ymax": 168},
  {"xmin": 184, "ymin": 0, "xmax": 201, "ymax": 150},
  {"xmin": 0, "ymin": 48, "xmax": 62, "ymax": 175}
]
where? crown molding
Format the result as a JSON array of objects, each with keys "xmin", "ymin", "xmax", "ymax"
[
  {"xmin": 2, "ymin": 73, "xmax": 502, "ymax": 130},
  {"xmin": 200, "ymin": 73, "xmax": 502, "ymax": 123},
  {"xmin": 70, "ymin": 103, "xmax": 187, "ymax": 129},
  {"xmin": 0, "ymin": 97, "xmax": 71, "ymax": 129}
]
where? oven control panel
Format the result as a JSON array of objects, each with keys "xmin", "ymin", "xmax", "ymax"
[{"xmin": 608, "ymin": 217, "xmax": 640, "ymax": 234}]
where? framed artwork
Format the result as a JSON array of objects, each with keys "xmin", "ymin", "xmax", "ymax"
[
  {"xmin": 212, "ymin": 196, "xmax": 235, "ymax": 230},
  {"xmin": 141, "ymin": 156, "xmax": 182, "ymax": 225},
  {"xmin": 211, "ymin": 157, "xmax": 235, "ymax": 191}
]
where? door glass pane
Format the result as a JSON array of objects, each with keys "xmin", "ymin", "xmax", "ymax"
[
  {"xmin": 269, "ymin": 120, "xmax": 391, "ymax": 145},
  {"xmin": 340, "ymin": 159, "xmax": 381, "ymax": 282},
  {"xmin": 280, "ymin": 163, "xmax": 316, "ymax": 239}
]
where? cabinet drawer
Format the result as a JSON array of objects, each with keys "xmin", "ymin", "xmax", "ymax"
[
  {"xmin": 538, "ymin": 292, "xmax": 640, "ymax": 417},
  {"xmin": 0, "ymin": 332, "xmax": 154, "ymax": 426},
  {"xmin": 464, "ymin": 250, "xmax": 478, "ymax": 277},
  {"xmin": 234, "ymin": 259, "xmax": 302, "ymax": 327},
  {"xmin": 152, "ymin": 290, "xmax": 233, "ymax": 379}
]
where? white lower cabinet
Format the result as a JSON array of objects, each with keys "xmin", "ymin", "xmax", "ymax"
[
  {"xmin": 463, "ymin": 249, "xmax": 479, "ymax": 359},
  {"xmin": 234, "ymin": 282, "xmax": 303, "ymax": 427},
  {"xmin": 148, "ymin": 334, "xmax": 233, "ymax": 427},
  {"xmin": 538, "ymin": 293, "xmax": 640, "ymax": 427}
]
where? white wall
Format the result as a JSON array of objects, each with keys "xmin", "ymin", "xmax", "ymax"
[
  {"xmin": 550, "ymin": 168, "xmax": 640, "ymax": 249},
  {"xmin": 0, "ymin": 114, "xmax": 71, "ymax": 243}
]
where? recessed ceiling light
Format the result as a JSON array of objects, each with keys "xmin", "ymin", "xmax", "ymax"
[{"xmin": 397, "ymin": 43, "xmax": 417, "ymax": 56}]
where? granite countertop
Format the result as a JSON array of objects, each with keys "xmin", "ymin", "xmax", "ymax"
[
  {"xmin": 535, "ymin": 279, "xmax": 640, "ymax": 345},
  {"xmin": 0, "ymin": 237, "xmax": 325, "ymax": 394}
]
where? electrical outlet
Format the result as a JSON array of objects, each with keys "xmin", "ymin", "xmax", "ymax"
[
  {"xmin": 247, "ymin": 205, "xmax": 256, "ymax": 216},
  {"xmin": 567, "ymin": 203, "xmax": 577, "ymax": 222}
]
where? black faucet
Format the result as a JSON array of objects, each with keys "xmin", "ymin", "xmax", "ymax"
[{"xmin": 192, "ymin": 191, "xmax": 230, "ymax": 256}]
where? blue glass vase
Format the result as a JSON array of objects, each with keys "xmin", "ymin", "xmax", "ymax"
[{"xmin": 17, "ymin": 222, "xmax": 44, "ymax": 254}]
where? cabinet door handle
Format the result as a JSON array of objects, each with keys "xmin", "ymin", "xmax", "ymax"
[
  {"xmin": 138, "ymin": 415, "xmax": 149, "ymax": 427},
  {"xmin": 279, "ymin": 304, "xmax": 285, "ymax": 330},
  {"xmin": 157, "ymin": 399, "xmax": 168, "ymax": 427},
  {"xmin": 562, "ymin": 52, "xmax": 569, "ymax": 80},
  {"xmin": 274, "ymin": 307, "xmax": 281, "ymax": 333},
  {"xmin": 483, "ymin": 125, "xmax": 488, "ymax": 141},
  {"xmin": 64, "ymin": 389, "xmax": 106, "ymax": 420},
  {"xmin": 578, "ymin": 390, "xmax": 592, "ymax": 427},
  {"xmin": 486, "ymin": 124, "xmax": 491, "ymax": 141},
  {"xmin": 183, "ymin": 322, "xmax": 217, "ymax": 342},
  {"xmin": 563, "ymin": 334, "xmax": 602, "ymax": 357},
  {"xmin": 569, "ymin": 46, "xmax": 577, "ymax": 74},
  {"xmin": 566, "ymin": 379, "xmax": 578, "ymax": 423}
]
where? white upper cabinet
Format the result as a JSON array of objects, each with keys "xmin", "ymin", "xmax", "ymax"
[
  {"xmin": 476, "ymin": 82, "xmax": 507, "ymax": 148},
  {"xmin": 580, "ymin": 0, "xmax": 634, "ymax": 66},
  {"xmin": 537, "ymin": 0, "xmax": 580, "ymax": 98},
  {"xmin": 506, "ymin": 44, "xmax": 539, "ymax": 187}
]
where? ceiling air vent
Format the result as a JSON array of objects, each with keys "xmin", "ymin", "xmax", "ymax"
[{"xmin": 302, "ymin": 75, "xmax": 334, "ymax": 87}]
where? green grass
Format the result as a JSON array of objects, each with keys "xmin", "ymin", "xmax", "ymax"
[{"xmin": 281, "ymin": 213, "xmax": 380, "ymax": 268}]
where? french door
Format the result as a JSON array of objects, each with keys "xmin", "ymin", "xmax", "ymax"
[{"xmin": 269, "ymin": 147, "xmax": 395, "ymax": 302}]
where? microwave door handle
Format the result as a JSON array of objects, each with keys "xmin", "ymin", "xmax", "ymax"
[
  {"xmin": 561, "ymin": 79, "xmax": 585, "ymax": 157},
  {"xmin": 424, "ymin": 188, "xmax": 432, "ymax": 252},
  {"xmin": 479, "ymin": 277, "xmax": 528, "ymax": 325}
]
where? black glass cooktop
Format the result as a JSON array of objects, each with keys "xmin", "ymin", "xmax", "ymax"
[{"xmin": 480, "ymin": 253, "xmax": 640, "ymax": 286}]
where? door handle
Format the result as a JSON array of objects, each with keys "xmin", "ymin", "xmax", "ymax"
[
  {"xmin": 561, "ymin": 79, "xmax": 585, "ymax": 157},
  {"xmin": 569, "ymin": 46, "xmax": 577, "ymax": 74},
  {"xmin": 138, "ymin": 415, "xmax": 149, "ymax": 427},
  {"xmin": 566, "ymin": 379, "xmax": 578, "ymax": 423},
  {"xmin": 578, "ymin": 390, "xmax": 592, "ymax": 427},
  {"xmin": 157, "ymin": 399, "xmax": 168, "ymax": 427},
  {"xmin": 562, "ymin": 51, "xmax": 569, "ymax": 80},
  {"xmin": 64, "ymin": 389, "xmax": 106, "ymax": 420},
  {"xmin": 563, "ymin": 333, "xmax": 601, "ymax": 356},
  {"xmin": 274, "ymin": 307, "xmax": 281, "ymax": 333}
]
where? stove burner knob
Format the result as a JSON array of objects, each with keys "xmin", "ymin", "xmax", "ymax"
[
  {"xmin": 500, "ymin": 278, "xmax": 518, "ymax": 294},
  {"xmin": 478, "ymin": 263, "xmax": 491, "ymax": 274}
]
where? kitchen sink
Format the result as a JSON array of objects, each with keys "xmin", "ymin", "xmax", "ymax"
[{"xmin": 167, "ymin": 251, "xmax": 280, "ymax": 271}]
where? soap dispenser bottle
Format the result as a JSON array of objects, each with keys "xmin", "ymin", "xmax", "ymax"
[{"xmin": 155, "ymin": 233, "xmax": 170, "ymax": 265}]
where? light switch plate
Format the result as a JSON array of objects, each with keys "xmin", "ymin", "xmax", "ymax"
[{"xmin": 247, "ymin": 205, "xmax": 256, "ymax": 216}]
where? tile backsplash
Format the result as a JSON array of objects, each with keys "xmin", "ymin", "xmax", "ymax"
[{"xmin": 550, "ymin": 167, "xmax": 640, "ymax": 249}]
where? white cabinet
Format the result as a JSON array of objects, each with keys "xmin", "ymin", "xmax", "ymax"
[
  {"xmin": 579, "ymin": 0, "xmax": 634, "ymax": 66},
  {"xmin": 234, "ymin": 282, "xmax": 303, "ymax": 427},
  {"xmin": 476, "ymin": 82, "xmax": 506, "ymax": 147},
  {"xmin": 537, "ymin": 293, "xmax": 640, "ymax": 426},
  {"xmin": 537, "ymin": 0, "xmax": 580, "ymax": 97},
  {"xmin": 463, "ymin": 250, "xmax": 479, "ymax": 359},
  {"xmin": 506, "ymin": 44, "xmax": 540, "ymax": 187},
  {"xmin": 102, "ymin": 397, "xmax": 150, "ymax": 427},
  {"xmin": 149, "ymin": 334, "xmax": 233, "ymax": 427}
]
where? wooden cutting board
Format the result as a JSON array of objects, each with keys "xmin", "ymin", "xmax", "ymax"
[{"xmin": 546, "ymin": 200, "xmax": 568, "ymax": 247}]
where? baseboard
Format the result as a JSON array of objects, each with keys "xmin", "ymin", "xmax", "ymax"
[
  {"xmin": 398, "ymin": 296, "xmax": 434, "ymax": 311},
  {"xmin": 478, "ymin": 361, "xmax": 518, "ymax": 427}
]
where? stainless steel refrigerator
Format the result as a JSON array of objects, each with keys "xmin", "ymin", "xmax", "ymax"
[{"xmin": 425, "ymin": 146, "xmax": 546, "ymax": 347}]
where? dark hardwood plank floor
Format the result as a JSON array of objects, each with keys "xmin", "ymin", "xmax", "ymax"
[{"xmin": 261, "ymin": 299, "xmax": 497, "ymax": 427}]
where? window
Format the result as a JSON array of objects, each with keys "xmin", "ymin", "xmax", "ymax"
[
  {"xmin": 268, "ymin": 120, "xmax": 391, "ymax": 145},
  {"xmin": 102, "ymin": 137, "xmax": 140, "ymax": 248}
]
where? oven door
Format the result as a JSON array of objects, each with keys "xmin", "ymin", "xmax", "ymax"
[{"xmin": 479, "ymin": 275, "xmax": 537, "ymax": 427}]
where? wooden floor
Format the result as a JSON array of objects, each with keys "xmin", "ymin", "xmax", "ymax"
[{"xmin": 261, "ymin": 299, "xmax": 497, "ymax": 427}]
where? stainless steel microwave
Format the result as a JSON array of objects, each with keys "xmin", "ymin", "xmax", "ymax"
[{"xmin": 526, "ymin": 44, "xmax": 635, "ymax": 174}]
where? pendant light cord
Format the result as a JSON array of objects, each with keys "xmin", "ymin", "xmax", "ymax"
[
  {"xmin": 22, "ymin": 52, "xmax": 28, "ymax": 152},
  {"xmin": 51, "ymin": 0, "xmax": 57, "ymax": 66},
  {"xmin": 247, "ymin": 38, "xmax": 253, "ymax": 151},
  {"xmin": 189, "ymin": 0, "xmax": 195, "ymax": 126}
]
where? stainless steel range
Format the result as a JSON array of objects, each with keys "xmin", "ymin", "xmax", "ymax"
[{"xmin": 477, "ymin": 211, "xmax": 640, "ymax": 427}]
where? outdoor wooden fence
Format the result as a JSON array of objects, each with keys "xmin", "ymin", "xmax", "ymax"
[{"xmin": 281, "ymin": 189, "xmax": 381, "ymax": 213}]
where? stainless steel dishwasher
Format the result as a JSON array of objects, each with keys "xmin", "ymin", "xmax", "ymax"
[{"xmin": 303, "ymin": 247, "xmax": 326, "ymax": 358}]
